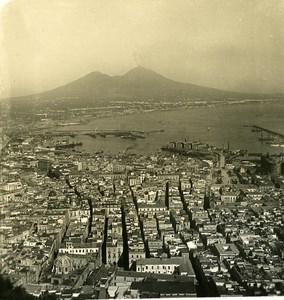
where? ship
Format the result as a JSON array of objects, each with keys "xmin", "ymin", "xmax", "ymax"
[
  {"xmin": 54, "ymin": 142, "xmax": 83, "ymax": 150},
  {"xmin": 85, "ymin": 133, "xmax": 97, "ymax": 138},
  {"xmin": 121, "ymin": 136, "xmax": 137, "ymax": 140}
]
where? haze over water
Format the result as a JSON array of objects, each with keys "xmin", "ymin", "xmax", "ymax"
[{"xmin": 62, "ymin": 102, "xmax": 284, "ymax": 155}]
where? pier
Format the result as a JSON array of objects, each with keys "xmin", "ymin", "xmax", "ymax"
[{"xmin": 250, "ymin": 125, "xmax": 284, "ymax": 139}]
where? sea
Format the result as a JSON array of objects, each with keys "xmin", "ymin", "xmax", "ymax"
[{"xmin": 59, "ymin": 102, "xmax": 284, "ymax": 155}]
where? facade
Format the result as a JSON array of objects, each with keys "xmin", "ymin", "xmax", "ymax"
[
  {"xmin": 128, "ymin": 242, "xmax": 145, "ymax": 268},
  {"xmin": 58, "ymin": 241, "xmax": 101, "ymax": 257},
  {"xmin": 106, "ymin": 238, "xmax": 123, "ymax": 265},
  {"xmin": 221, "ymin": 192, "xmax": 237, "ymax": 203},
  {"xmin": 136, "ymin": 256, "xmax": 196, "ymax": 280},
  {"xmin": 53, "ymin": 254, "xmax": 86, "ymax": 275},
  {"xmin": 130, "ymin": 281, "xmax": 196, "ymax": 298}
]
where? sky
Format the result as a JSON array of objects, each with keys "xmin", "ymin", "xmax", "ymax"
[{"xmin": 0, "ymin": 0, "xmax": 284, "ymax": 98}]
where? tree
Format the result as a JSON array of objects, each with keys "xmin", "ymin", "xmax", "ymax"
[
  {"xmin": 0, "ymin": 275, "xmax": 57, "ymax": 300},
  {"xmin": 0, "ymin": 275, "xmax": 36, "ymax": 300}
]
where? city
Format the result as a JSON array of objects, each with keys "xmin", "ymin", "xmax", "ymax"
[
  {"xmin": 1, "ymin": 1, "xmax": 284, "ymax": 299},
  {"xmin": 1, "ymin": 128, "xmax": 284, "ymax": 298}
]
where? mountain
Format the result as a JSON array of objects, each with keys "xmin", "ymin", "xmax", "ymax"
[
  {"xmin": 7, "ymin": 67, "xmax": 281, "ymax": 114},
  {"xmin": 36, "ymin": 66, "xmax": 253, "ymax": 100}
]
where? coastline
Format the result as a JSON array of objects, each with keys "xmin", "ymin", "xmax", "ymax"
[
  {"xmin": 47, "ymin": 100, "xmax": 284, "ymax": 156},
  {"xmin": 53, "ymin": 98, "xmax": 277, "ymax": 132}
]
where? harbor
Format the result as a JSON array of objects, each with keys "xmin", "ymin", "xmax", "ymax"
[
  {"xmin": 249, "ymin": 125, "xmax": 284, "ymax": 148},
  {"xmin": 250, "ymin": 125, "xmax": 284, "ymax": 139}
]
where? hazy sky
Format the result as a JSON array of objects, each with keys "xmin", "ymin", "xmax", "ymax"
[{"xmin": 1, "ymin": 0, "xmax": 284, "ymax": 97}]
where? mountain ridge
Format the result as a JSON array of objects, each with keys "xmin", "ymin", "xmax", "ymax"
[
  {"xmin": 7, "ymin": 66, "xmax": 282, "ymax": 102},
  {"xmin": 39, "ymin": 66, "xmax": 245, "ymax": 100}
]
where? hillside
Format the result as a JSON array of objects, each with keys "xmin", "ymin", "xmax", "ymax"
[
  {"xmin": 40, "ymin": 66, "xmax": 244, "ymax": 100},
  {"xmin": 5, "ymin": 66, "xmax": 280, "ymax": 115}
]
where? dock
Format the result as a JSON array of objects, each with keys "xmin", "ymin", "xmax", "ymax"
[{"xmin": 250, "ymin": 125, "xmax": 284, "ymax": 139}]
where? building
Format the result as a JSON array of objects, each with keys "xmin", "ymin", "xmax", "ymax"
[
  {"xmin": 106, "ymin": 238, "xmax": 123, "ymax": 265},
  {"xmin": 136, "ymin": 255, "xmax": 196, "ymax": 280},
  {"xmin": 221, "ymin": 192, "xmax": 237, "ymax": 203},
  {"xmin": 213, "ymin": 243, "xmax": 240, "ymax": 261},
  {"xmin": 58, "ymin": 241, "xmax": 101, "ymax": 257},
  {"xmin": 130, "ymin": 281, "xmax": 196, "ymax": 298}
]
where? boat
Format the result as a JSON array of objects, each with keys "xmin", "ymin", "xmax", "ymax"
[
  {"xmin": 121, "ymin": 136, "xmax": 136, "ymax": 140},
  {"xmin": 270, "ymin": 144, "xmax": 280, "ymax": 147},
  {"xmin": 85, "ymin": 133, "xmax": 97, "ymax": 138},
  {"xmin": 54, "ymin": 142, "xmax": 82, "ymax": 149}
]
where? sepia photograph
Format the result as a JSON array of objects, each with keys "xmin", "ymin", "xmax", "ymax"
[{"xmin": 0, "ymin": 0, "xmax": 284, "ymax": 299}]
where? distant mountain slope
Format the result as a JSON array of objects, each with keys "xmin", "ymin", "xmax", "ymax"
[
  {"xmin": 39, "ymin": 66, "xmax": 249, "ymax": 100},
  {"xmin": 7, "ymin": 66, "xmax": 282, "ymax": 112}
]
